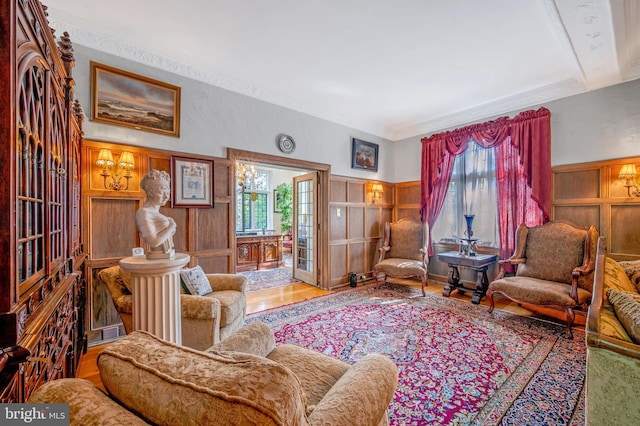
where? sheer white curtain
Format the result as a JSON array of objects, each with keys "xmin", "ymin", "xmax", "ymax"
[{"xmin": 431, "ymin": 141, "xmax": 498, "ymax": 247}]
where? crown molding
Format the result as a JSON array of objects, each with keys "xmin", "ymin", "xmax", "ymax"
[
  {"xmin": 387, "ymin": 78, "xmax": 587, "ymax": 141},
  {"xmin": 47, "ymin": 9, "xmax": 389, "ymax": 139}
]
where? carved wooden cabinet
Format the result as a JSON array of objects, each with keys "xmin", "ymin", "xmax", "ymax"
[
  {"xmin": 0, "ymin": 0, "xmax": 86, "ymax": 402},
  {"xmin": 236, "ymin": 234, "xmax": 284, "ymax": 272}
]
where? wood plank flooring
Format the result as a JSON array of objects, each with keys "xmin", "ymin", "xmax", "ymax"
[{"xmin": 76, "ymin": 278, "xmax": 585, "ymax": 391}]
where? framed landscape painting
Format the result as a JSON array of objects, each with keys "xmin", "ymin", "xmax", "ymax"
[
  {"xmin": 351, "ymin": 138, "xmax": 379, "ymax": 171},
  {"xmin": 171, "ymin": 156, "xmax": 214, "ymax": 208},
  {"xmin": 91, "ymin": 62, "xmax": 181, "ymax": 137}
]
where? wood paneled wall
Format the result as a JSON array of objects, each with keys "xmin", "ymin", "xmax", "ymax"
[
  {"xmin": 83, "ymin": 140, "xmax": 233, "ymax": 344},
  {"xmin": 329, "ymin": 177, "xmax": 393, "ymax": 288},
  {"xmin": 395, "ymin": 181, "xmax": 422, "ymax": 221},
  {"xmin": 552, "ymin": 156, "xmax": 640, "ymax": 261}
]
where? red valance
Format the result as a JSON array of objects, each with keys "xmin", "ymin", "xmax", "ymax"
[{"xmin": 420, "ymin": 107, "xmax": 551, "ymax": 257}]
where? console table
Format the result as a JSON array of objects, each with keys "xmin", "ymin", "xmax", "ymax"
[
  {"xmin": 236, "ymin": 234, "xmax": 284, "ymax": 272},
  {"xmin": 438, "ymin": 251, "xmax": 498, "ymax": 304}
]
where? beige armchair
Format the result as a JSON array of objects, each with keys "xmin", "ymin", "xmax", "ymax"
[
  {"xmin": 374, "ymin": 218, "xmax": 429, "ymax": 296},
  {"xmin": 98, "ymin": 266, "xmax": 247, "ymax": 350},
  {"xmin": 30, "ymin": 323, "xmax": 398, "ymax": 425},
  {"xmin": 487, "ymin": 220, "xmax": 598, "ymax": 339}
]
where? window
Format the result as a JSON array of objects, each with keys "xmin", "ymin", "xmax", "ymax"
[
  {"xmin": 431, "ymin": 142, "xmax": 499, "ymax": 247},
  {"xmin": 236, "ymin": 170, "xmax": 270, "ymax": 231}
]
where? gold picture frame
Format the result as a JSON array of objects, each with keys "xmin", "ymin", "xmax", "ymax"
[{"xmin": 91, "ymin": 62, "xmax": 181, "ymax": 137}]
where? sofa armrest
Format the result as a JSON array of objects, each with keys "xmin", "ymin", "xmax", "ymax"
[
  {"xmin": 208, "ymin": 322, "xmax": 276, "ymax": 357},
  {"xmin": 180, "ymin": 294, "xmax": 221, "ymax": 320},
  {"xmin": 28, "ymin": 378, "xmax": 147, "ymax": 425},
  {"xmin": 206, "ymin": 273, "xmax": 246, "ymax": 292},
  {"xmin": 308, "ymin": 353, "xmax": 398, "ymax": 426}
]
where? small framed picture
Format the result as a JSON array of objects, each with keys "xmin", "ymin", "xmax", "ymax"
[
  {"xmin": 351, "ymin": 138, "xmax": 379, "ymax": 172},
  {"xmin": 171, "ymin": 156, "xmax": 214, "ymax": 208}
]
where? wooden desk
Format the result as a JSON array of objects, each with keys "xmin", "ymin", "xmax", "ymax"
[
  {"xmin": 236, "ymin": 234, "xmax": 284, "ymax": 272},
  {"xmin": 438, "ymin": 251, "xmax": 498, "ymax": 304}
]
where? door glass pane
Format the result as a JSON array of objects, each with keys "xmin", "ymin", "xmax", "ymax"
[{"xmin": 297, "ymin": 179, "xmax": 313, "ymax": 272}]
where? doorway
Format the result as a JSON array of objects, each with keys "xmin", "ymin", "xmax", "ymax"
[{"xmin": 228, "ymin": 148, "xmax": 330, "ymax": 289}]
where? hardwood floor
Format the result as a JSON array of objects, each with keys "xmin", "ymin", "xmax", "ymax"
[{"xmin": 76, "ymin": 278, "xmax": 585, "ymax": 391}]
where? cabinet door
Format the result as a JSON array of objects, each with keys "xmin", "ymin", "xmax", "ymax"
[{"xmin": 263, "ymin": 241, "xmax": 280, "ymax": 262}]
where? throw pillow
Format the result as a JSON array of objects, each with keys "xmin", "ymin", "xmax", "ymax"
[
  {"xmin": 607, "ymin": 289, "xmax": 640, "ymax": 344},
  {"xmin": 618, "ymin": 260, "xmax": 640, "ymax": 292},
  {"xmin": 180, "ymin": 265, "xmax": 212, "ymax": 295}
]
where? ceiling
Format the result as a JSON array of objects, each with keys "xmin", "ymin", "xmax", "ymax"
[{"xmin": 44, "ymin": 0, "xmax": 640, "ymax": 141}]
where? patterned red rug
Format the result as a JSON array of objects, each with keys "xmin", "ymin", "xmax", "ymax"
[{"xmin": 247, "ymin": 283, "xmax": 585, "ymax": 425}]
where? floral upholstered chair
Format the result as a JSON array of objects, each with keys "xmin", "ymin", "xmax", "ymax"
[
  {"xmin": 30, "ymin": 323, "xmax": 398, "ymax": 425},
  {"xmin": 487, "ymin": 220, "xmax": 599, "ymax": 338},
  {"xmin": 98, "ymin": 265, "xmax": 246, "ymax": 350},
  {"xmin": 373, "ymin": 218, "xmax": 429, "ymax": 296}
]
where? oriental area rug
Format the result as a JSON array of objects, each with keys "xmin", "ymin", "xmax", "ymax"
[
  {"xmin": 246, "ymin": 283, "xmax": 586, "ymax": 426},
  {"xmin": 242, "ymin": 253, "xmax": 300, "ymax": 292}
]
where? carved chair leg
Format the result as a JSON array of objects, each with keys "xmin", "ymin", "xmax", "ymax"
[
  {"xmin": 487, "ymin": 289, "xmax": 495, "ymax": 313},
  {"xmin": 564, "ymin": 308, "xmax": 575, "ymax": 339},
  {"xmin": 420, "ymin": 275, "xmax": 427, "ymax": 297}
]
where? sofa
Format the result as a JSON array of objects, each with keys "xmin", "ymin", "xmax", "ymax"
[
  {"xmin": 98, "ymin": 265, "xmax": 247, "ymax": 350},
  {"xmin": 585, "ymin": 237, "xmax": 640, "ymax": 425},
  {"xmin": 29, "ymin": 322, "xmax": 398, "ymax": 425}
]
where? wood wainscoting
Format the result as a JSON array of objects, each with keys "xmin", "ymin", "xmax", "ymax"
[
  {"xmin": 552, "ymin": 156, "xmax": 640, "ymax": 261},
  {"xmin": 83, "ymin": 140, "xmax": 235, "ymax": 345}
]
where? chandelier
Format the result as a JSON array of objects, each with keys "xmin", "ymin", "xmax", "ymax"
[{"xmin": 236, "ymin": 161, "xmax": 257, "ymax": 188}]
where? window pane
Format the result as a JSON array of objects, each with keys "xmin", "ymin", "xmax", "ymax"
[
  {"xmin": 432, "ymin": 142, "xmax": 498, "ymax": 247},
  {"xmin": 243, "ymin": 193, "xmax": 252, "ymax": 229},
  {"xmin": 254, "ymin": 172, "xmax": 268, "ymax": 191},
  {"xmin": 254, "ymin": 193, "xmax": 267, "ymax": 229},
  {"xmin": 236, "ymin": 189, "xmax": 243, "ymax": 230}
]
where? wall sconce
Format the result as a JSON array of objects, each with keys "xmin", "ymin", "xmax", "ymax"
[
  {"xmin": 96, "ymin": 148, "xmax": 135, "ymax": 191},
  {"xmin": 236, "ymin": 161, "xmax": 257, "ymax": 188},
  {"xmin": 618, "ymin": 164, "xmax": 640, "ymax": 197},
  {"xmin": 371, "ymin": 183, "xmax": 383, "ymax": 203}
]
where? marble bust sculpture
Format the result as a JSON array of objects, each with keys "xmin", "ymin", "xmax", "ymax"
[{"xmin": 136, "ymin": 169, "xmax": 176, "ymax": 259}]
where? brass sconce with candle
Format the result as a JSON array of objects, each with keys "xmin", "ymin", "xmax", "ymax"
[
  {"xmin": 96, "ymin": 148, "xmax": 136, "ymax": 191},
  {"xmin": 618, "ymin": 164, "xmax": 640, "ymax": 197},
  {"xmin": 371, "ymin": 183, "xmax": 383, "ymax": 203}
]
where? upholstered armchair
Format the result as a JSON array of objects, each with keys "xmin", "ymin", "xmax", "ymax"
[
  {"xmin": 30, "ymin": 323, "xmax": 398, "ymax": 425},
  {"xmin": 282, "ymin": 230, "xmax": 293, "ymax": 253},
  {"xmin": 487, "ymin": 221, "xmax": 599, "ymax": 338},
  {"xmin": 374, "ymin": 218, "xmax": 429, "ymax": 296},
  {"xmin": 98, "ymin": 266, "xmax": 247, "ymax": 350}
]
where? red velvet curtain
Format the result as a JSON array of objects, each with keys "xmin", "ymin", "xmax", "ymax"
[{"xmin": 420, "ymin": 107, "xmax": 551, "ymax": 257}]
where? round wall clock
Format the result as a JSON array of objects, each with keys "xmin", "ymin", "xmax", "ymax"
[{"xmin": 277, "ymin": 134, "xmax": 296, "ymax": 154}]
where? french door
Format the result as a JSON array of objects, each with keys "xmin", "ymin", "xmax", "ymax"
[{"xmin": 293, "ymin": 172, "xmax": 318, "ymax": 285}]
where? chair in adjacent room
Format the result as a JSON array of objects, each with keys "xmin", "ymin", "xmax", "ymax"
[
  {"xmin": 98, "ymin": 265, "xmax": 247, "ymax": 350},
  {"xmin": 282, "ymin": 230, "xmax": 293, "ymax": 253},
  {"xmin": 487, "ymin": 220, "xmax": 599, "ymax": 339},
  {"xmin": 373, "ymin": 218, "xmax": 429, "ymax": 296}
]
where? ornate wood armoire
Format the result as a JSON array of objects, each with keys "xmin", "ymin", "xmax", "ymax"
[{"xmin": 0, "ymin": 0, "xmax": 86, "ymax": 402}]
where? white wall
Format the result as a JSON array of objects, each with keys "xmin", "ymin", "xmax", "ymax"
[
  {"xmin": 393, "ymin": 78, "xmax": 640, "ymax": 183},
  {"xmin": 73, "ymin": 45, "xmax": 640, "ymax": 185},
  {"xmin": 269, "ymin": 168, "xmax": 302, "ymax": 233},
  {"xmin": 73, "ymin": 45, "xmax": 395, "ymax": 181}
]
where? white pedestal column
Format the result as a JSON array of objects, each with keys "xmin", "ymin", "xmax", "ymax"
[{"xmin": 119, "ymin": 253, "xmax": 190, "ymax": 345}]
